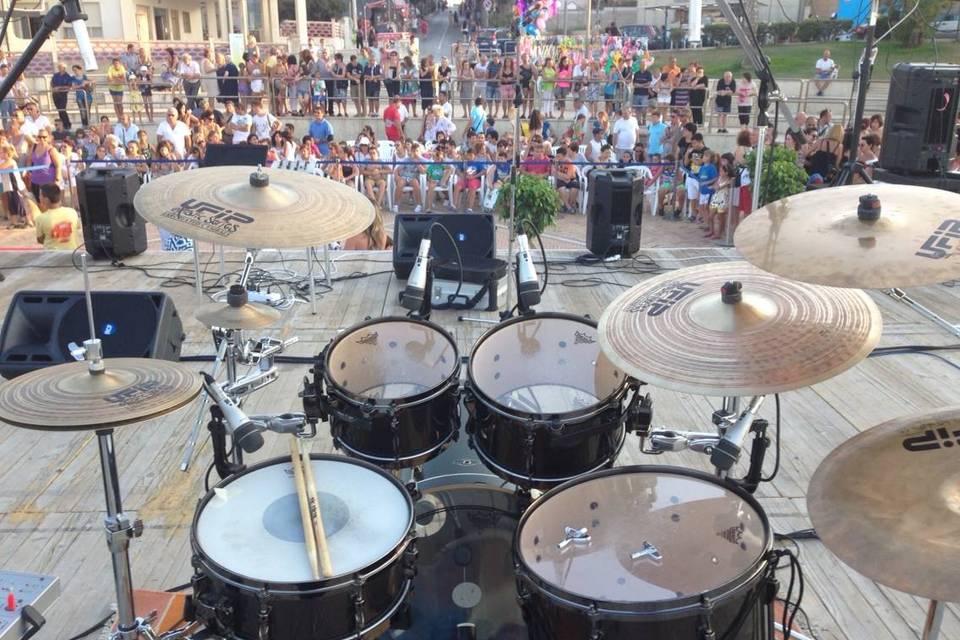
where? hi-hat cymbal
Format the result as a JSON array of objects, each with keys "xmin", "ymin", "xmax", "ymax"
[
  {"xmin": 133, "ymin": 166, "xmax": 375, "ymax": 248},
  {"xmin": 196, "ymin": 302, "xmax": 281, "ymax": 330},
  {"xmin": 597, "ymin": 261, "xmax": 882, "ymax": 396},
  {"xmin": 734, "ymin": 184, "xmax": 960, "ymax": 289},
  {"xmin": 0, "ymin": 359, "xmax": 201, "ymax": 430},
  {"xmin": 809, "ymin": 406, "xmax": 960, "ymax": 603}
]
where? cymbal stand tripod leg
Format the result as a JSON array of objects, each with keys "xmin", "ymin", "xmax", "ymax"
[
  {"xmin": 192, "ymin": 243, "xmax": 202, "ymax": 296},
  {"xmin": 308, "ymin": 247, "xmax": 317, "ymax": 315},
  {"xmin": 922, "ymin": 601, "xmax": 944, "ymax": 640},
  {"xmin": 885, "ymin": 288, "xmax": 960, "ymax": 339}
]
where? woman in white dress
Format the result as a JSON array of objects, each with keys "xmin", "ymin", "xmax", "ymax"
[{"xmin": 201, "ymin": 48, "xmax": 219, "ymax": 110}]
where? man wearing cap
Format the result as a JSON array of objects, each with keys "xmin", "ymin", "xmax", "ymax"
[
  {"xmin": 355, "ymin": 136, "xmax": 371, "ymax": 162},
  {"xmin": 50, "ymin": 62, "xmax": 73, "ymax": 130}
]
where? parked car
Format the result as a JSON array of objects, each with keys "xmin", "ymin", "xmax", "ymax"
[{"xmin": 933, "ymin": 15, "xmax": 959, "ymax": 32}]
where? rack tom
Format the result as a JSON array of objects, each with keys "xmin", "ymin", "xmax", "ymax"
[
  {"xmin": 515, "ymin": 466, "xmax": 775, "ymax": 639},
  {"xmin": 465, "ymin": 313, "xmax": 635, "ymax": 490}
]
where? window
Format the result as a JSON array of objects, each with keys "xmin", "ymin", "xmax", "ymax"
[
  {"xmin": 61, "ymin": 2, "xmax": 103, "ymax": 38},
  {"xmin": 182, "ymin": 10, "xmax": 192, "ymax": 34},
  {"xmin": 171, "ymin": 10, "xmax": 181, "ymax": 39}
]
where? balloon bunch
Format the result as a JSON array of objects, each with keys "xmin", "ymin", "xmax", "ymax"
[{"xmin": 516, "ymin": 0, "xmax": 557, "ymax": 36}]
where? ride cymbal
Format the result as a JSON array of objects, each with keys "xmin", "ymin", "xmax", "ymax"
[
  {"xmin": 597, "ymin": 261, "xmax": 882, "ymax": 396},
  {"xmin": 734, "ymin": 184, "xmax": 960, "ymax": 289},
  {"xmin": 133, "ymin": 166, "xmax": 375, "ymax": 248},
  {"xmin": 808, "ymin": 406, "xmax": 960, "ymax": 603},
  {"xmin": 0, "ymin": 358, "xmax": 201, "ymax": 430}
]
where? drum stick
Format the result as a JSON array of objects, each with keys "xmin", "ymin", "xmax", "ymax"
[
  {"xmin": 289, "ymin": 436, "xmax": 321, "ymax": 580},
  {"xmin": 300, "ymin": 445, "xmax": 334, "ymax": 577}
]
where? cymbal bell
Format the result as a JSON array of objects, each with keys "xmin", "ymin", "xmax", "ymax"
[
  {"xmin": 597, "ymin": 261, "xmax": 882, "ymax": 396},
  {"xmin": 0, "ymin": 358, "xmax": 201, "ymax": 430},
  {"xmin": 133, "ymin": 166, "xmax": 375, "ymax": 249},
  {"xmin": 734, "ymin": 184, "xmax": 960, "ymax": 289},
  {"xmin": 196, "ymin": 286, "xmax": 282, "ymax": 330},
  {"xmin": 809, "ymin": 406, "xmax": 960, "ymax": 603}
]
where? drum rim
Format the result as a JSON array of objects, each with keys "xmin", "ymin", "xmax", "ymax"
[
  {"xmin": 466, "ymin": 312, "xmax": 630, "ymax": 422},
  {"xmin": 513, "ymin": 464, "xmax": 773, "ymax": 615},
  {"xmin": 191, "ymin": 453, "xmax": 415, "ymax": 591},
  {"xmin": 323, "ymin": 316, "xmax": 461, "ymax": 410}
]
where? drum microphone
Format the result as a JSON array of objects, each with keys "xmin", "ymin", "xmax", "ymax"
[
  {"xmin": 402, "ymin": 238, "xmax": 431, "ymax": 312},
  {"xmin": 710, "ymin": 396, "xmax": 765, "ymax": 473},
  {"xmin": 516, "ymin": 234, "xmax": 541, "ymax": 310},
  {"xmin": 201, "ymin": 373, "xmax": 265, "ymax": 454}
]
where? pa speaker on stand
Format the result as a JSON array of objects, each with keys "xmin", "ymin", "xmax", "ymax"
[
  {"xmin": 586, "ymin": 169, "xmax": 644, "ymax": 257},
  {"xmin": 76, "ymin": 167, "xmax": 146, "ymax": 260}
]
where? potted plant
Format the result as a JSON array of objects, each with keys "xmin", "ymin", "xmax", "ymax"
[{"xmin": 494, "ymin": 174, "xmax": 561, "ymax": 237}]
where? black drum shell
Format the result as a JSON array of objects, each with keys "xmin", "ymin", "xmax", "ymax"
[
  {"xmin": 513, "ymin": 465, "xmax": 774, "ymax": 640},
  {"xmin": 190, "ymin": 454, "xmax": 416, "ymax": 640},
  {"xmin": 465, "ymin": 312, "xmax": 631, "ymax": 490},
  {"xmin": 322, "ymin": 316, "xmax": 461, "ymax": 469}
]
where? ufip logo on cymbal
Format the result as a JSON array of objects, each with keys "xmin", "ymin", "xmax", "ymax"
[
  {"xmin": 915, "ymin": 219, "xmax": 960, "ymax": 260},
  {"xmin": 162, "ymin": 198, "xmax": 254, "ymax": 238},
  {"xmin": 625, "ymin": 281, "xmax": 701, "ymax": 317}
]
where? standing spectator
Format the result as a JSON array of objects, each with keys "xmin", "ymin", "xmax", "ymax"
[
  {"xmin": 556, "ymin": 55, "xmax": 572, "ymax": 119},
  {"xmin": 106, "ymin": 58, "xmax": 127, "ymax": 118},
  {"xmin": 419, "ymin": 57, "xmax": 436, "ymax": 114},
  {"xmin": 27, "ymin": 130, "xmax": 61, "ymax": 201},
  {"xmin": 178, "ymin": 53, "xmax": 202, "ymax": 111},
  {"xmin": 120, "ymin": 44, "xmax": 139, "ymax": 76},
  {"xmin": 0, "ymin": 62, "xmax": 15, "ymax": 126},
  {"xmin": 486, "ymin": 53, "xmax": 502, "ymax": 117},
  {"xmin": 437, "ymin": 57, "xmax": 453, "ymax": 97},
  {"xmin": 631, "ymin": 60, "xmax": 653, "ymax": 125},
  {"xmin": 135, "ymin": 63, "xmax": 155, "ymax": 123},
  {"xmin": 437, "ymin": 92, "xmax": 453, "ymax": 119},
  {"xmin": 330, "ymin": 53, "xmax": 348, "ymax": 116},
  {"xmin": 35, "ymin": 184, "xmax": 80, "ymax": 250},
  {"xmin": 217, "ymin": 54, "xmax": 239, "ymax": 105},
  {"xmin": 346, "ymin": 54, "xmax": 364, "ymax": 116},
  {"xmin": 714, "ymin": 71, "xmax": 735, "ymax": 133},
  {"xmin": 156, "ymin": 107, "xmax": 191, "ymax": 157},
  {"xmin": 458, "ymin": 59, "xmax": 474, "ymax": 118},
  {"xmin": 50, "ymin": 63, "xmax": 73, "ymax": 130},
  {"xmin": 735, "ymin": 72, "xmax": 755, "ymax": 126},
  {"xmin": 519, "ymin": 53, "xmax": 535, "ymax": 118},
  {"xmin": 813, "ymin": 49, "xmax": 836, "ymax": 96},
  {"xmin": 500, "ymin": 57, "xmax": 516, "ymax": 118},
  {"xmin": 69, "ymin": 64, "xmax": 94, "ymax": 128},
  {"xmin": 399, "ymin": 56, "xmax": 418, "ymax": 117},
  {"xmin": 474, "ymin": 54, "xmax": 489, "ymax": 106},
  {"xmin": 611, "ymin": 107, "xmax": 639, "ymax": 161},
  {"xmin": 384, "ymin": 50, "xmax": 401, "ymax": 108},
  {"xmin": 646, "ymin": 110, "xmax": 668, "ymax": 158},
  {"xmin": 223, "ymin": 100, "xmax": 252, "ymax": 145},
  {"xmin": 697, "ymin": 149, "xmax": 718, "ymax": 233},
  {"xmin": 541, "ymin": 57, "xmax": 556, "ymax": 116},
  {"xmin": 689, "ymin": 65, "xmax": 708, "ymax": 126},
  {"xmin": 296, "ymin": 51, "xmax": 315, "ymax": 116},
  {"xmin": 250, "ymin": 100, "xmax": 279, "ymax": 141},
  {"xmin": 308, "ymin": 105, "xmax": 334, "ymax": 156},
  {"xmin": 113, "ymin": 113, "xmax": 140, "ymax": 147},
  {"xmin": 469, "ymin": 97, "xmax": 487, "ymax": 134},
  {"xmin": 383, "ymin": 95, "xmax": 406, "ymax": 142},
  {"xmin": 201, "ymin": 48, "xmax": 219, "ymax": 110},
  {"xmin": 247, "ymin": 52, "xmax": 266, "ymax": 103}
]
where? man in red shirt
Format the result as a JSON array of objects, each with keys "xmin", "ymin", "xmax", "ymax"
[{"xmin": 383, "ymin": 96, "xmax": 405, "ymax": 142}]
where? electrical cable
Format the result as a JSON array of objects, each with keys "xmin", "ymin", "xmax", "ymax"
[
  {"xmin": 65, "ymin": 612, "xmax": 115, "ymax": 640},
  {"xmin": 761, "ymin": 393, "xmax": 781, "ymax": 482},
  {"xmin": 428, "ymin": 221, "xmax": 465, "ymax": 308},
  {"xmin": 204, "ymin": 460, "xmax": 216, "ymax": 492}
]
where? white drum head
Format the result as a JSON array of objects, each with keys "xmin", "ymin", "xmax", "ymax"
[{"xmin": 196, "ymin": 458, "xmax": 411, "ymax": 583}]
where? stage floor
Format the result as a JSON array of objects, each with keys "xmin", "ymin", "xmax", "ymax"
[{"xmin": 1, "ymin": 247, "xmax": 959, "ymax": 640}]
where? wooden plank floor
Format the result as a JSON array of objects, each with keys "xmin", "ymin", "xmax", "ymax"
[{"xmin": 1, "ymin": 248, "xmax": 959, "ymax": 640}]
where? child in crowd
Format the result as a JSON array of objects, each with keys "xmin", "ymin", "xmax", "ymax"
[{"xmin": 697, "ymin": 150, "xmax": 719, "ymax": 236}]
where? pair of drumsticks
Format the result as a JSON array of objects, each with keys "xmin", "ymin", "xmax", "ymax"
[{"xmin": 289, "ymin": 436, "xmax": 334, "ymax": 579}]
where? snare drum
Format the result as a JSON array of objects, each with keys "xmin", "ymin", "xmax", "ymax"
[
  {"xmin": 316, "ymin": 317, "xmax": 460, "ymax": 469},
  {"xmin": 465, "ymin": 313, "xmax": 636, "ymax": 489},
  {"xmin": 515, "ymin": 466, "xmax": 775, "ymax": 639},
  {"xmin": 191, "ymin": 454, "xmax": 417, "ymax": 640}
]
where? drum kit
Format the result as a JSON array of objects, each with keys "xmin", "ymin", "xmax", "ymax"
[{"xmin": 0, "ymin": 172, "xmax": 959, "ymax": 640}]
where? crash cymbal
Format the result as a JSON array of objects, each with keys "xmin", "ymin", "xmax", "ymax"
[
  {"xmin": 809, "ymin": 406, "xmax": 960, "ymax": 603},
  {"xmin": 597, "ymin": 261, "xmax": 882, "ymax": 396},
  {"xmin": 133, "ymin": 166, "xmax": 375, "ymax": 248},
  {"xmin": 734, "ymin": 184, "xmax": 960, "ymax": 289},
  {"xmin": 196, "ymin": 285, "xmax": 282, "ymax": 330},
  {"xmin": 0, "ymin": 358, "xmax": 201, "ymax": 430}
]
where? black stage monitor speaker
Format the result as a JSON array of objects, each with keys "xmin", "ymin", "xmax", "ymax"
[
  {"xmin": 586, "ymin": 169, "xmax": 644, "ymax": 256},
  {"xmin": 77, "ymin": 168, "xmax": 146, "ymax": 260},
  {"xmin": 873, "ymin": 167, "xmax": 960, "ymax": 193},
  {"xmin": 0, "ymin": 291, "xmax": 185, "ymax": 379},
  {"xmin": 880, "ymin": 63, "xmax": 960, "ymax": 175},
  {"xmin": 202, "ymin": 143, "xmax": 269, "ymax": 167},
  {"xmin": 393, "ymin": 213, "xmax": 497, "ymax": 280}
]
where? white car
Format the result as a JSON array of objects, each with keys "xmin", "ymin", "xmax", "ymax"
[{"xmin": 933, "ymin": 15, "xmax": 959, "ymax": 32}]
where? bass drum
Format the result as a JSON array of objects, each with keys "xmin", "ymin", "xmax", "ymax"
[
  {"xmin": 382, "ymin": 436, "xmax": 528, "ymax": 640},
  {"xmin": 515, "ymin": 466, "xmax": 775, "ymax": 639},
  {"xmin": 466, "ymin": 312, "xmax": 635, "ymax": 490},
  {"xmin": 319, "ymin": 317, "xmax": 460, "ymax": 469},
  {"xmin": 192, "ymin": 454, "xmax": 416, "ymax": 640}
]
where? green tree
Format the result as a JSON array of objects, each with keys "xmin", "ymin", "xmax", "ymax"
[
  {"xmin": 278, "ymin": 0, "xmax": 347, "ymax": 22},
  {"xmin": 881, "ymin": 0, "xmax": 950, "ymax": 47}
]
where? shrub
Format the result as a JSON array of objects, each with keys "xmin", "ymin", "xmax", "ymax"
[
  {"xmin": 744, "ymin": 145, "xmax": 808, "ymax": 205},
  {"xmin": 495, "ymin": 174, "xmax": 561, "ymax": 236}
]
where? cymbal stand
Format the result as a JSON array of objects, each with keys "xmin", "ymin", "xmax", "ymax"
[
  {"xmin": 884, "ymin": 288, "xmax": 960, "ymax": 339},
  {"xmin": 922, "ymin": 600, "xmax": 944, "ymax": 640}
]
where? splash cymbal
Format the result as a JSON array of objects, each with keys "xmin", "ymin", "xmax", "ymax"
[
  {"xmin": 808, "ymin": 406, "xmax": 960, "ymax": 603},
  {"xmin": 0, "ymin": 358, "xmax": 201, "ymax": 430},
  {"xmin": 734, "ymin": 184, "xmax": 960, "ymax": 289},
  {"xmin": 133, "ymin": 166, "xmax": 375, "ymax": 248},
  {"xmin": 597, "ymin": 261, "xmax": 882, "ymax": 396}
]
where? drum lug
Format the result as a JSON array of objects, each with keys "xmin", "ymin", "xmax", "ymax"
[
  {"xmin": 698, "ymin": 595, "xmax": 717, "ymax": 640},
  {"xmin": 351, "ymin": 576, "xmax": 368, "ymax": 633},
  {"xmin": 256, "ymin": 587, "xmax": 272, "ymax": 640},
  {"xmin": 403, "ymin": 540, "xmax": 419, "ymax": 579},
  {"xmin": 587, "ymin": 603, "xmax": 604, "ymax": 640},
  {"xmin": 405, "ymin": 481, "xmax": 422, "ymax": 501}
]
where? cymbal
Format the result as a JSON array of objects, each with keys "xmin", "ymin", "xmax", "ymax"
[
  {"xmin": 808, "ymin": 406, "xmax": 960, "ymax": 602},
  {"xmin": 133, "ymin": 166, "xmax": 375, "ymax": 248},
  {"xmin": 597, "ymin": 261, "xmax": 882, "ymax": 396},
  {"xmin": 734, "ymin": 184, "xmax": 960, "ymax": 289},
  {"xmin": 196, "ymin": 300, "xmax": 281, "ymax": 330},
  {"xmin": 0, "ymin": 359, "xmax": 201, "ymax": 430}
]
